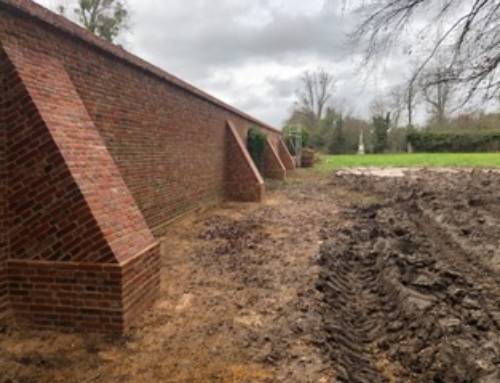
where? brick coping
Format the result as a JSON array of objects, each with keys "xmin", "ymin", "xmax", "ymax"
[{"xmin": 0, "ymin": 0, "xmax": 280, "ymax": 135}]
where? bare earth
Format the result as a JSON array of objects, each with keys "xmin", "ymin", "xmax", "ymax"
[
  {"xmin": 2, "ymin": 168, "xmax": 500, "ymax": 383},
  {"xmin": 1, "ymin": 170, "xmax": 337, "ymax": 383}
]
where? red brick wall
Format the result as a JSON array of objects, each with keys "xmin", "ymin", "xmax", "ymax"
[
  {"xmin": 0, "ymin": 52, "xmax": 7, "ymax": 320},
  {"xmin": 0, "ymin": 0, "xmax": 287, "ymax": 332},
  {"xmin": 0, "ymin": 2, "xmax": 284, "ymax": 236}
]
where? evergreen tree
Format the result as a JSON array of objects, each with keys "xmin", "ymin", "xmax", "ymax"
[
  {"xmin": 373, "ymin": 112, "xmax": 390, "ymax": 153},
  {"xmin": 328, "ymin": 113, "xmax": 345, "ymax": 154}
]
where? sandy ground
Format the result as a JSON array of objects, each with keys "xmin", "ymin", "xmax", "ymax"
[
  {"xmin": 3, "ymin": 167, "xmax": 500, "ymax": 383},
  {"xmin": 0, "ymin": 170, "xmax": 339, "ymax": 383}
]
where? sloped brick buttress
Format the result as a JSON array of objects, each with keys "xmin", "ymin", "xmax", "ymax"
[
  {"xmin": 0, "ymin": 46, "xmax": 160, "ymax": 333},
  {"xmin": 277, "ymin": 138, "xmax": 296, "ymax": 171},
  {"xmin": 262, "ymin": 137, "xmax": 287, "ymax": 180},
  {"xmin": 225, "ymin": 121, "xmax": 265, "ymax": 202}
]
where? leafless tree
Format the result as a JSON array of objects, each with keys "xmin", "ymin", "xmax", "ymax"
[
  {"xmin": 420, "ymin": 63, "xmax": 455, "ymax": 123},
  {"xmin": 406, "ymin": 76, "xmax": 419, "ymax": 127},
  {"xmin": 387, "ymin": 85, "xmax": 405, "ymax": 128},
  {"xmin": 351, "ymin": 0, "xmax": 500, "ymax": 103},
  {"xmin": 296, "ymin": 69, "xmax": 335, "ymax": 124},
  {"xmin": 370, "ymin": 97, "xmax": 388, "ymax": 118},
  {"xmin": 398, "ymin": 71, "xmax": 420, "ymax": 127}
]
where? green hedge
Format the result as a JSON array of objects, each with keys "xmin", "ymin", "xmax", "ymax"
[
  {"xmin": 247, "ymin": 126, "xmax": 267, "ymax": 170},
  {"xmin": 407, "ymin": 131, "xmax": 500, "ymax": 152}
]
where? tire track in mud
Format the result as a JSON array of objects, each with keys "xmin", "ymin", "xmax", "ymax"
[
  {"xmin": 318, "ymin": 239, "xmax": 388, "ymax": 382},
  {"xmin": 318, "ymin": 207, "xmax": 392, "ymax": 383},
  {"xmin": 318, "ymin": 171, "xmax": 500, "ymax": 382}
]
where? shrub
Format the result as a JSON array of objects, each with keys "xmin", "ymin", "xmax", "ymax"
[
  {"xmin": 247, "ymin": 126, "xmax": 267, "ymax": 170},
  {"xmin": 407, "ymin": 130, "xmax": 500, "ymax": 152},
  {"xmin": 328, "ymin": 114, "xmax": 345, "ymax": 154},
  {"xmin": 373, "ymin": 113, "xmax": 390, "ymax": 153},
  {"xmin": 301, "ymin": 127, "xmax": 310, "ymax": 148}
]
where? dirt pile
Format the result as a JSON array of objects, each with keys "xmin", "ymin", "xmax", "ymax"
[{"xmin": 317, "ymin": 169, "xmax": 500, "ymax": 382}]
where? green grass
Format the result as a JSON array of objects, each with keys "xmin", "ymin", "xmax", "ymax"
[{"xmin": 316, "ymin": 153, "xmax": 500, "ymax": 172}]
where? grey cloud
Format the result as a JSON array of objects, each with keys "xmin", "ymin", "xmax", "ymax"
[
  {"xmin": 266, "ymin": 76, "xmax": 298, "ymax": 99},
  {"xmin": 130, "ymin": 1, "xmax": 357, "ymax": 79}
]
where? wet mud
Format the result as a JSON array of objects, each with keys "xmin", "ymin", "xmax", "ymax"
[{"xmin": 318, "ymin": 169, "xmax": 500, "ymax": 383}]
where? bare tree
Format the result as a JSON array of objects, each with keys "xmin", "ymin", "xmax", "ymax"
[
  {"xmin": 296, "ymin": 69, "xmax": 335, "ymax": 123},
  {"xmin": 351, "ymin": 0, "xmax": 500, "ymax": 103},
  {"xmin": 370, "ymin": 97, "xmax": 388, "ymax": 118},
  {"xmin": 397, "ymin": 71, "xmax": 420, "ymax": 128},
  {"xmin": 420, "ymin": 63, "xmax": 455, "ymax": 123},
  {"xmin": 388, "ymin": 85, "xmax": 405, "ymax": 128},
  {"xmin": 406, "ymin": 76, "xmax": 419, "ymax": 127}
]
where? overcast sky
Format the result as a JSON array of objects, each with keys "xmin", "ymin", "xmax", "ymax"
[{"xmin": 35, "ymin": 0, "xmax": 412, "ymax": 128}]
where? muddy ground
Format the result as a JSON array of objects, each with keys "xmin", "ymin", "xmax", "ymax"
[
  {"xmin": 319, "ymin": 168, "xmax": 500, "ymax": 382},
  {"xmin": 2, "ymin": 168, "xmax": 500, "ymax": 382}
]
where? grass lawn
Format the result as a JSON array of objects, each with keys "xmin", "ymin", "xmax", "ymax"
[{"xmin": 316, "ymin": 153, "xmax": 500, "ymax": 172}]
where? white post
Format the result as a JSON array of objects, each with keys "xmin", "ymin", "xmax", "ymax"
[{"xmin": 358, "ymin": 130, "xmax": 365, "ymax": 155}]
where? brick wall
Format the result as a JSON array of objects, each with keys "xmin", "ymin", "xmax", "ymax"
[
  {"xmin": 0, "ymin": 0, "xmax": 288, "ymax": 332},
  {"xmin": 0, "ymin": 1, "xmax": 284, "ymax": 236},
  {"xmin": 0, "ymin": 51, "xmax": 7, "ymax": 320}
]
